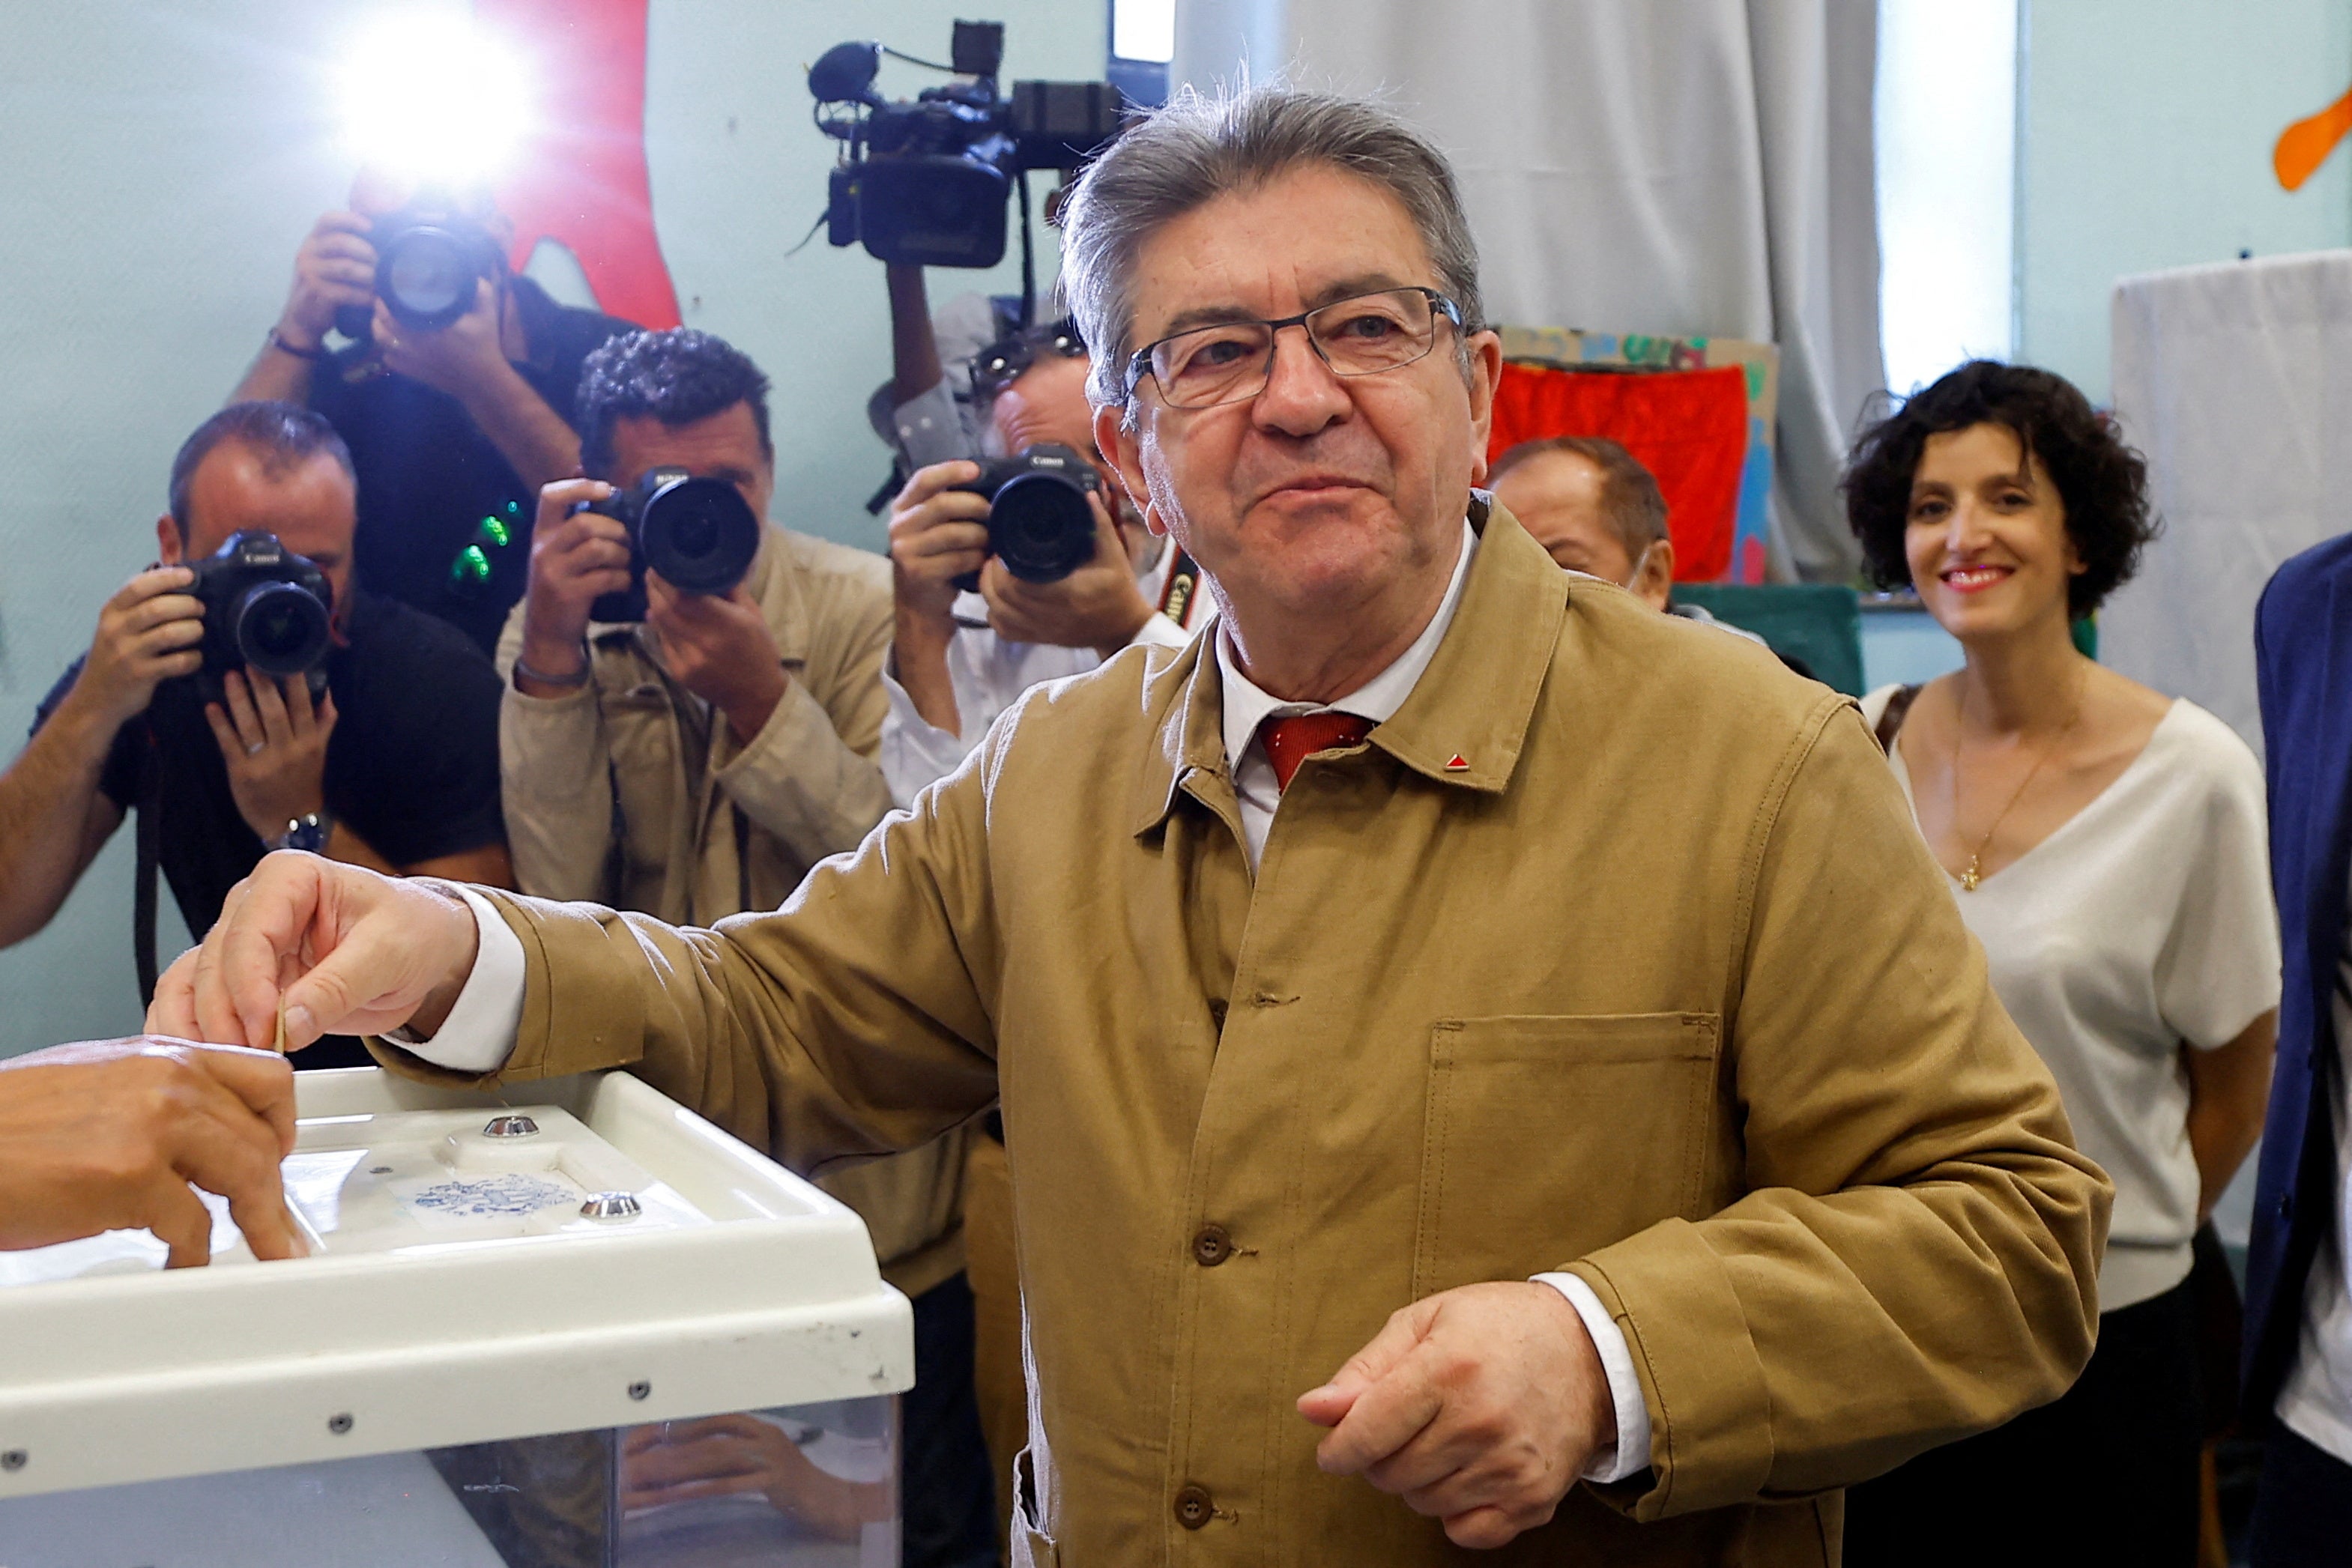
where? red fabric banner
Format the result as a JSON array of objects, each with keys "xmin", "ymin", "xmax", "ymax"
[{"xmin": 1487, "ymin": 362, "xmax": 1750, "ymax": 582}]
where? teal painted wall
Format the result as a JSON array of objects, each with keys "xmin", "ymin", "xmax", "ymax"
[{"xmin": 2018, "ymin": 0, "xmax": 2352, "ymax": 404}]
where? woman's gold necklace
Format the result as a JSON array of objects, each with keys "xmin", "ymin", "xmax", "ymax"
[{"xmin": 1952, "ymin": 668, "xmax": 2088, "ymax": 892}]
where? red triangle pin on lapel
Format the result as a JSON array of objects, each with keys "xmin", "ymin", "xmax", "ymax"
[{"xmin": 1445, "ymin": 753, "xmax": 1469, "ymax": 772}]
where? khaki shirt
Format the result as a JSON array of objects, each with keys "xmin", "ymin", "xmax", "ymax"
[
  {"xmin": 430, "ymin": 500, "xmax": 2109, "ymax": 1566},
  {"xmin": 493, "ymin": 524, "xmax": 966, "ymax": 1296}
]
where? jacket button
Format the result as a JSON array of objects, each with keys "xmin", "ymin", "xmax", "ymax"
[
  {"xmin": 1208, "ymin": 998, "xmax": 1228, "ymax": 1029},
  {"xmin": 1173, "ymin": 1483, "xmax": 1215, "ymax": 1529},
  {"xmin": 1191, "ymin": 1224, "xmax": 1233, "ymax": 1267}
]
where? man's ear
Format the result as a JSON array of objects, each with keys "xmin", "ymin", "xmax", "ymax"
[
  {"xmin": 1633, "ymin": 537, "xmax": 1677, "ymax": 613},
  {"xmin": 1464, "ymin": 329, "xmax": 1504, "ymax": 486},
  {"xmin": 155, "ymin": 515, "xmax": 185, "ymax": 566},
  {"xmin": 1095, "ymin": 402, "xmax": 1167, "ymax": 539}
]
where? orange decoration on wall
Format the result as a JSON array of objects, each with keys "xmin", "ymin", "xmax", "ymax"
[{"xmin": 2275, "ymin": 85, "xmax": 2352, "ymax": 191}]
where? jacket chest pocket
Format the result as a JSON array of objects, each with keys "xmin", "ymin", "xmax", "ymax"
[{"xmin": 1412, "ymin": 1013, "xmax": 1720, "ymax": 1300}]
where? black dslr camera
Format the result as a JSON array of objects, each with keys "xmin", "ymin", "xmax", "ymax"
[
  {"xmin": 185, "ymin": 531, "xmax": 335, "ymax": 702},
  {"xmin": 949, "ymin": 443, "xmax": 1101, "ymax": 588},
  {"xmin": 575, "ymin": 469, "xmax": 764, "ymax": 623},
  {"xmin": 332, "ymin": 191, "xmax": 507, "ymax": 339},
  {"xmin": 809, "ymin": 21, "xmax": 1127, "ymax": 268}
]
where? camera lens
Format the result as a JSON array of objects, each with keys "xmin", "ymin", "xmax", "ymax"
[
  {"xmin": 638, "ymin": 477, "xmax": 761, "ymax": 597},
  {"xmin": 232, "ymin": 581, "xmax": 333, "ymax": 677},
  {"xmin": 378, "ymin": 228, "xmax": 479, "ymax": 331},
  {"xmin": 989, "ymin": 471, "xmax": 1097, "ymax": 584}
]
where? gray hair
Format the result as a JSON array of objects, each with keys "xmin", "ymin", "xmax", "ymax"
[{"xmin": 1059, "ymin": 85, "xmax": 1485, "ymax": 408}]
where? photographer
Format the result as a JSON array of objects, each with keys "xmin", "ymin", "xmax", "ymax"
[
  {"xmin": 0, "ymin": 402, "xmax": 510, "ymax": 1064},
  {"xmin": 231, "ymin": 168, "xmax": 635, "ymax": 654},
  {"xmin": 881, "ymin": 303, "xmax": 1207, "ymax": 808},
  {"xmin": 497, "ymin": 328, "xmax": 991, "ymax": 1566}
]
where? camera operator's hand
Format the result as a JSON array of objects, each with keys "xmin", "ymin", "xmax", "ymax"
[
  {"xmin": 203, "ymin": 669, "xmax": 336, "ymax": 844},
  {"xmin": 887, "ymin": 460, "xmax": 994, "ymax": 630},
  {"xmin": 273, "ymin": 211, "xmax": 376, "ymax": 355},
  {"xmin": 0, "ymin": 1036, "xmax": 302, "ymax": 1268},
  {"xmin": 517, "ymin": 479, "xmax": 630, "ymax": 691},
  {"xmin": 64, "ymin": 566, "xmax": 205, "ymax": 732},
  {"xmin": 372, "ymin": 279, "xmax": 509, "ymax": 400},
  {"xmin": 645, "ymin": 575, "xmax": 788, "ymax": 747},
  {"xmin": 981, "ymin": 490, "xmax": 1154, "ymax": 659}
]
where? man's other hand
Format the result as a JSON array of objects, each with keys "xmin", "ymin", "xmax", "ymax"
[
  {"xmin": 982, "ymin": 490, "xmax": 1154, "ymax": 658},
  {"xmin": 146, "ymin": 853, "xmax": 480, "ymax": 1055},
  {"xmin": 204, "ymin": 668, "xmax": 336, "ymax": 842},
  {"xmin": 274, "ymin": 211, "xmax": 376, "ymax": 354},
  {"xmin": 1298, "ymin": 1281, "xmax": 1615, "ymax": 1549},
  {"xmin": 372, "ymin": 279, "xmax": 509, "ymax": 400},
  {"xmin": 517, "ymin": 478, "xmax": 629, "ymax": 686},
  {"xmin": 67, "ymin": 566, "xmax": 203, "ymax": 730},
  {"xmin": 887, "ymin": 460, "xmax": 993, "ymax": 629},
  {"xmin": 0, "ymin": 1038, "xmax": 302, "ymax": 1267},
  {"xmin": 644, "ymin": 576, "xmax": 787, "ymax": 745}
]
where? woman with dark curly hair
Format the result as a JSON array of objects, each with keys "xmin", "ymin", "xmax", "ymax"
[{"xmin": 1842, "ymin": 360, "xmax": 2279, "ymax": 1567}]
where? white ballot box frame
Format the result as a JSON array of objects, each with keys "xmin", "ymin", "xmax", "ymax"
[{"xmin": 0, "ymin": 1067, "xmax": 913, "ymax": 1501}]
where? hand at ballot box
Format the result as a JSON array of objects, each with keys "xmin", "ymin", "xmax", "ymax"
[
  {"xmin": 620, "ymin": 1413, "xmax": 894, "ymax": 1543},
  {"xmin": 0, "ymin": 1036, "xmax": 301, "ymax": 1266}
]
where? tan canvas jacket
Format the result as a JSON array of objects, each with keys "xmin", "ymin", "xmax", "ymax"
[
  {"xmin": 420, "ymin": 500, "xmax": 2110, "ymax": 1566},
  {"xmin": 492, "ymin": 523, "xmax": 967, "ymax": 1296}
]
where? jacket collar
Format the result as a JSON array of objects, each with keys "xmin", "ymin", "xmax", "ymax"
[{"xmin": 1130, "ymin": 493, "xmax": 1567, "ymax": 836}]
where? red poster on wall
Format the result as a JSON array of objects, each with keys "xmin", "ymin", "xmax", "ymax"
[
  {"xmin": 477, "ymin": 0, "xmax": 681, "ymax": 329},
  {"xmin": 1487, "ymin": 362, "xmax": 1750, "ymax": 583}
]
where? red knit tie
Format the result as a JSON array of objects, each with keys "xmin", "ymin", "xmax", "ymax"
[{"xmin": 1260, "ymin": 712, "xmax": 1374, "ymax": 792}]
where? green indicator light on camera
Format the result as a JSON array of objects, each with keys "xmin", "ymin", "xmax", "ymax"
[
  {"xmin": 481, "ymin": 516, "xmax": 512, "ymax": 548},
  {"xmin": 453, "ymin": 544, "xmax": 493, "ymax": 584}
]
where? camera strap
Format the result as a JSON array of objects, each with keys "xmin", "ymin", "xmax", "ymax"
[
  {"xmin": 1158, "ymin": 547, "xmax": 1203, "ymax": 629},
  {"xmin": 133, "ymin": 732, "xmax": 162, "ymax": 1008}
]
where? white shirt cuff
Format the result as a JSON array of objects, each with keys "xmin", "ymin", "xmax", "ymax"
[
  {"xmin": 1533, "ymin": 1271, "xmax": 1654, "ymax": 1484},
  {"xmin": 388, "ymin": 885, "xmax": 525, "ymax": 1074}
]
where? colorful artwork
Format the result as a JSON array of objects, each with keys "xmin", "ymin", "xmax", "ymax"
[
  {"xmin": 1490, "ymin": 327, "xmax": 1780, "ymax": 583},
  {"xmin": 405, "ymin": 1173, "xmax": 578, "ymax": 1220},
  {"xmin": 477, "ymin": 0, "xmax": 682, "ymax": 328},
  {"xmin": 2276, "ymin": 85, "xmax": 2352, "ymax": 191}
]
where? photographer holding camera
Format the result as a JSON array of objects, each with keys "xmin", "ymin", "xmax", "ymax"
[
  {"xmin": 880, "ymin": 303, "xmax": 1208, "ymax": 808},
  {"xmin": 498, "ymin": 327, "xmax": 993, "ymax": 1566},
  {"xmin": 0, "ymin": 402, "xmax": 510, "ymax": 1064},
  {"xmin": 230, "ymin": 168, "xmax": 635, "ymax": 654}
]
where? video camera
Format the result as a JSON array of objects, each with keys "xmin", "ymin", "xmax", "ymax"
[
  {"xmin": 185, "ymin": 531, "xmax": 335, "ymax": 703},
  {"xmin": 808, "ymin": 21, "xmax": 1126, "ymax": 269},
  {"xmin": 949, "ymin": 443, "xmax": 1101, "ymax": 588},
  {"xmin": 575, "ymin": 469, "xmax": 764, "ymax": 624},
  {"xmin": 333, "ymin": 190, "xmax": 507, "ymax": 339}
]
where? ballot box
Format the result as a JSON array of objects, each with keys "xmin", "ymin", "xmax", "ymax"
[{"xmin": 0, "ymin": 1068, "xmax": 912, "ymax": 1567}]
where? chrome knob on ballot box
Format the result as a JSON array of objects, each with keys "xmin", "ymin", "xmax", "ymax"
[{"xmin": 0, "ymin": 1068, "xmax": 913, "ymax": 1567}]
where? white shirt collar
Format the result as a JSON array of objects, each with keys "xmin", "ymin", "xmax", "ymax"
[{"xmin": 1217, "ymin": 517, "xmax": 1479, "ymax": 773}]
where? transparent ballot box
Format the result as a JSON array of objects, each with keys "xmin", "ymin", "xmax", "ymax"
[{"xmin": 0, "ymin": 1068, "xmax": 913, "ymax": 1567}]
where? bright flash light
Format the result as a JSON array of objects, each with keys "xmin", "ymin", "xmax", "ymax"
[{"xmin": 336, "ymin": 13, "xmax": 534, "ymax": 187}]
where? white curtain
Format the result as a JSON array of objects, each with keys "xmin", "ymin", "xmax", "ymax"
[
  {"xmin": 1173, "ymin": 0, "xmax": 1884, "ymax": 581},
  {"xmin": 2104, "ymin": 252, "xmax": 2352, "ymax": 763}
]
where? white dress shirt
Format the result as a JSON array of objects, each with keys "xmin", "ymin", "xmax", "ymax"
[
  {"xmin": 880, "ymin": 545, "xmax": 1202, "ymax": 808},
  {"xmin": 407, "ymin": 513, "xmax": 1651, "ymax": 1483}
]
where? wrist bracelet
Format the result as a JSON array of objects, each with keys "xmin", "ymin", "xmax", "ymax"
[
  {"xmin": 513, "ymin": 651, "xmax": 592, "ymax": 690},
  {"xmin": 267, "ymin": 327, "xmax": 329, "ymax": 363}
]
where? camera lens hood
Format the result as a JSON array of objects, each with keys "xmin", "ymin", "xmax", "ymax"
[
  {"xmin": 232, "ymin": 579, "xmax": 333, "ymax": 679},
  {"xmin": 638, "ymin": 476, "xmax": 761, "ymax": 598},
  {"xmin": 378, "ymin": 225, "xmax": 486, "ymax": 332},
  {"xmin": 989, "ymin": 468, "xmax": 1097, "ymax": 584}
]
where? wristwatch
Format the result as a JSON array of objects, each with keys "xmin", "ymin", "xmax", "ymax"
[{"xmin": 270, "ymin": 812, "xmax": 330, "ymax": 854}]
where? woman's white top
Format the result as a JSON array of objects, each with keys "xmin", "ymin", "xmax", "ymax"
[{"xmin": 1861, "ymin": 686, "xmax": 2282, "ymax": 1310}]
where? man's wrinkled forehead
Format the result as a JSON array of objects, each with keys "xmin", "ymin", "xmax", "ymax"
[{"xmin": 1124, "ymin": 166, "xmax": 1438, "ymax": 345}]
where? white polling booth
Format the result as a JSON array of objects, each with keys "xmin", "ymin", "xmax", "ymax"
[
  {"xmin": 0, "ymin": 1068, "xmax": 911, "ymax": 1567},
  {"xmin": 2102, "ymin": 249, "xmax": 2352, "ymax": 764}
]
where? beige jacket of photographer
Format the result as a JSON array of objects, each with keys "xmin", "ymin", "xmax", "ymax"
[
  {"xmin": 492, "ymin": 524, "xmax": 968, "ymax": 1298},
  {"xmin": 425, "ymin": 501, "xmax": 2110, "ymax": 1566}
]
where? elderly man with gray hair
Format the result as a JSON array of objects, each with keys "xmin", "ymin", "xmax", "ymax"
[{"xmin": 159, "ymin": 88, "xmax": 2107, "ymax": 1564}]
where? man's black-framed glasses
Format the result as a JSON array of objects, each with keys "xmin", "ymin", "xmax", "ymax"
[
  {"xmin": 1123, "ymin": 286, "xmax": 1465, "ymax": 410},
  {"xmin": 970, "ymin": 318, "xmax": 1086, "ymax": 404}
]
